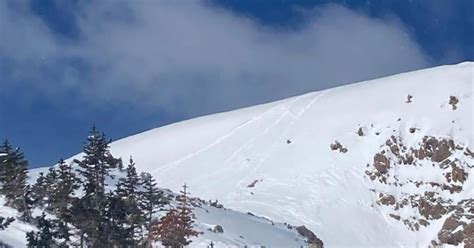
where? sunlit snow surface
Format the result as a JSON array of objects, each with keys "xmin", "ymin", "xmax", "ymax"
[{"xmin": 4, "ymin": 62, "xmax": 473, "ymax": 247}]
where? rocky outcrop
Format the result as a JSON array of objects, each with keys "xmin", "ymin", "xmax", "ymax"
[
  {"xmin": 434, "ymin": 199, "xmax": 474, "ymax": 247},
  {"xmin": 364, "ymin": 134, "xmax": 472, "ymax": 240},
  {"xmin": 373, "ymin": 153, "xmax": 390, "ymax": 174},
  {"xmin": 296, "ymin": 225, "xmax": 324, "ymax": 248},
  {"xmin": 418, "ymin": 198, "xmax": 446, "ymax": 220},
  {"xmin": 330, "ymin": 141, "xmax": 347, "ymax": 153},
  {"xmin": 213, "ymin": 225, "xmax": 224, "ymax": 233},
  {"xmin": 413, "ymin": 136, "xmax": 454, "ymax": 162},
  {"xmin": 449, "ymin": 96, "xmax": 459, "ymax": 110},
  {"xmin": 247, "ymin": 179, "xmax": 261, "ymax": 188}
]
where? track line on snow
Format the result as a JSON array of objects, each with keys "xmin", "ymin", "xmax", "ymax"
[
  {"xmin": 150, "ymin": 96, "xmax": 304, "ymax": 175},
  {"xmin": 237, "ymin": 89, "xmax": 333, "ymax": 188}
]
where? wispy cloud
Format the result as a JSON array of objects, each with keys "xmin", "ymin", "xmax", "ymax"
[{"xmin": 0, "ymin": 1, "xmax": 430, "ymax": 118}]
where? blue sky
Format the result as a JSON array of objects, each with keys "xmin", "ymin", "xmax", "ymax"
[{"xmin": 0, "ymin": 0, "xmax": 472, "ymax": 167}]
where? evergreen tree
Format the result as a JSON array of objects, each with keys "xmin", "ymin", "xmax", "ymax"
[
  {"xmin": 0, "ymin": 216, "xmax": 14, "ymax": 230},
  {"xmin": 51, "ymin": 159, "xmax": 79, "ymax": 243},
  {"xmin": 105, "ymin": 189, "xmax": 131, "ymax": 247},
  {"xmin": 18, "ymin": 185, "xmax": 35, "ymax": 222},
  {"xmin": 115, "ymin": 157, "xmax": 144, "ymax": 244},
  {"xmin": 149, "ymin": 183, "xmax": 199, "ymax": 247},
  {"xmin": 32, "ymin": 172, "xmax": 48, "ymax": 207},
  {"xmin": 72, "ymin": 125, "xmax": 122, "ymax": 246},
  {"xmin": 44, "ymin": 166, "xmax": 59, "ymax": 210},
  {"xmin": 26, "ymin": 212, "xmax": 56, "ymax": 248},
  {"xmin": 139, "ymin": 172, "xmax": 167, "ymax": 232},
  {"xmin": 0, "ymin": 140, "xmax": 29, "ymax": 210}
]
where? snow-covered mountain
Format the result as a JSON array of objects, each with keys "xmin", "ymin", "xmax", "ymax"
[
  {"xmin": 4, "ymin": 62, "xmax": 473, "ymax": 247},
  {"xmin": 100, "ymin": 62, "xmax": 473, "ymax": 247}
]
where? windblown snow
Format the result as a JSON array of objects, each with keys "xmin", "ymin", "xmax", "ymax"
[{"xmin": 4, "ymin": 62, "xmax": 474, "ymax": 247}]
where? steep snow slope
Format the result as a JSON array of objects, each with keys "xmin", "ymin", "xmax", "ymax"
[{"xmin": 100, "ymin": 62, "xmax": 473, "ymax": 247}]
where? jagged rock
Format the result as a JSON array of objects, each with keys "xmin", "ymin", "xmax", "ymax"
[
  {"xmin": 406, "ymin": 94, "xmax": 413, "ymax": 103},
  {"xmin": 418, "ymin": 219, "xmax": 429, "ymax": 227},
  {"xmin": 380, "ymin": 195, "xmax": 396, "ymax": 205},
  {"xmin": 330, "ymin": 141, "xmax": 348, "ymax": 153},
  {"xmin": 390, "ymin": 144, "xmax": 400, "ymax": 156},
  {"xmin": 438, "ymin": 217, "xmax": 464, "ymax": 245},
  {"xmin": 464, "ymin": 223, "xmax": 474, "ymax": 248},
  {"xmin": 451, "ymin": 164, "xmax": 467, "ymax": 183},
  {"xmin": 449, "ymin": 96, "xmax": 459, "ymax": 110},
  {"xmin": 247, "ymin": 179, "xmax": 259, "ymax": 188},
  {"xmin": 465, "ymin": 147, "xmax": 474, "ymax": 158},
  {"xmin": 418, "ymin": 198, "xmax": 446, "ymax": 220},
  {"xmin": 357, "ymin": 127, "xmax": 364, "ymax": 136},
  {"xmin": 389, "ymin": 214, "xmax": 400, "ymax": 220},
  {"xmin": 296, "ymin": 226, "xmax": 324, "ymax": 248},
  {"xmin": 213, "ymin": 225, "xmax": 224, "ymax": 233},
  {"xmin": 432, "ymin": 140, "xmax": 453, "ymax": 162},
  {"xmin": 209, "ymin": 200, "xmax": 224, "ymax": 208},
  {"xmin": 442, "ymin": 184, "xmax": 463, "ymax": 194},
  {"xmin": 330, "ymin": 141, "xmax": 341, "ymax": 151},
  {"xmin": 413, "ymin": 136, "xmax": 454, "ymax": 162},
  {"xmin": 373, "ymin": 153, "xmax": 390, "ymax": 173}
]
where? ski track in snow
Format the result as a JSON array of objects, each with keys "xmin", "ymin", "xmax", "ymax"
[
  {"xmin": 236, "ymin": 89, "xmax": 333, "ymax": 189},
  {"xmin": 149, "ymin": 96, "xmax": 303, "ymax": 175}
]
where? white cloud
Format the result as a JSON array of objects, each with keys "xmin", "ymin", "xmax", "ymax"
[{"xmin": 0, "ymin": 1, "xmax": 430, "ymax": 117}]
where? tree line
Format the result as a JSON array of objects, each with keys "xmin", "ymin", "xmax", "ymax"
[{"xmin": 0, "ymin": 125, "xmax": 200, "ymax": 247}]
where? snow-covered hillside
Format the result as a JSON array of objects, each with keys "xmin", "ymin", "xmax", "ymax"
[
  {"xmin": 99, "ymin": 62, "xmax": 473, "ymax": 247},
  {"xmin": 8, "ymin": 62, "xmax": 472, "ymax": 247},
  {"xmin": 0, "ymin": 193, "xmax": 309, "ymax": 247}
]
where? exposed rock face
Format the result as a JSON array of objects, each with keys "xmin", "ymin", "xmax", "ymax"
[
  {"xmin": 436, "ymin": 199, "xmax": 474, "ymax": 247},
  {"xmin": 451, "ymin": 164, "xmax": 467, "ymax": 183},
  {"xmin": 357, "ymin": 127, "xmax": 364, "ymax": 136},
  {"xmin": 213, "ymin": 225, "xmax": 224, "ymax": 233},
  {"xmin": 379, "ymin": 194, "xmax": 396, "ymax": 205},
  {"xmin": 449, "ymin": 95, "xmax": 459, "ymax": 110},
  {"xmin": 413, "ymin": 136, "xmax": 454, "ymax": 162},
  {"xmin": 330, "ymin": 141, "xmax": 348, "ymax": 153},
  {"xmin": 373, "ymin": 153, "xmax": 390, "ymax": 173},
  {"xmin": 363, "ymin": 134, "xmax": 473, "ymax": 242},
  {"xmin": 247, "ymin": 179, "xmax": 260, "ymax": 188},
  {"xmin": 418, "ymin": 198, "xmax": 446, "ymax": 220},
  {"xmin": 296, "ymin": 225, "xmax": 324, "ymax": 248}
]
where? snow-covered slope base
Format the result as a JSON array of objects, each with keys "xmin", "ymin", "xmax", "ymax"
[
  {"xmin": 0, "ymin": 194, "xmax": 308, "ymax": 247},
  {"xmin": 99, "ymin": 62, "xmax": 473, "ymax": 247}
]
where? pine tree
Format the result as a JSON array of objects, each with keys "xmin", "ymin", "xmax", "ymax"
[
  {"xmin": 32, "ymin": 172, "xmax": 48, "ymax": 207},
  {"xmin": 115, "ymin": 157, "xmax": 144, "ymax": 245},
  {"xmin": 44, "ymin": 166, "xmax": 59, "ymax": 210},
  {"xmin": 0, "ymin": 216, "xmax": 14, "ymax": 230},
  {"xmin": 18, "ymin": 185, "xmax": 35, "ymax": 222},
  {"xmin": 74, "ymin": 125, "xmax": 122, "ymax": 200},
  {"xmin": 0, "ymin": 140, "xmax": 29, "ymax": 210},
  {"xmin": 51, "ymin": 159, "xmax": 79, "ymax": 243},
  {"xmin": 105, "ymin": 189, "xmax": 131, "ymax": 247},
  {"xmin": 149, "ymin": 183, "xmax": 199, "ymax": 247},
  {"xmin": 26, "ymin": 212, "xmax": 56, "ymax": 248},
  {"xmin": 72, "ymin": 125, "xmax": 122, "ymax": 246},
  {"xmin": 139, "ymin": 171, "xmax": 167, "ymax": 232}
]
